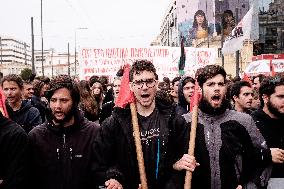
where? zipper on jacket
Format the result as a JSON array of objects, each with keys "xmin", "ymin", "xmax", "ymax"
[
  {"xmin": 63, "ymin": 134, "xmax": 66, "ymax": 149},
  {"xmin": 57, "ymin": 148, "xmax": 60, "ymax": 160}
]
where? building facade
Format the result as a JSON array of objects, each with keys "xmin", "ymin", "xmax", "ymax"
[
  {"xmin": 258, "ymin": 0, "xmax": 284, "ymax": 54},
  {"xmin": 34, "ymin": 49, "xmax": 77, "ymax": 78},
  {"xmin": 0, "ymin": 36, "xmax": 31, "ymax": 75}
]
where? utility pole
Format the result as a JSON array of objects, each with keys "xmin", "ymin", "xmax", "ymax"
[
  {"xmin": 68, "ymin": 43, "xmax": 70, "ymax": 76},
  {"xmin": 235, "ymin": 7, "xmax": 240, "ymax": 77},
  {"xmin": 41, "ymin": 0, "xmax": 44, "ymax": 76},
  {"xmin": 31, "ymin": 17, "xmax": 35, "ymax": 74}
]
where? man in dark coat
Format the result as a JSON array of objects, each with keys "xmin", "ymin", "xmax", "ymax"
[
  {"xmin": 251, "ymin": 75, "xmax": 284, "ymax": 187},
  {"xmin": 1, "ymin": 74, "xmax": 42, "ymax": 133},
  {"xmin": 175, "ymin": 76, "xmax": 195, "ymax": 116},
  {"xmin": 92, "ymin": 60, "xmax": 177, "ymax": 189},
  {"xmin": 0, "ymin": 111, "xmax": 28, "ymax": 189},
  {"xmin": 172, "ymin": 65, "xmax": 272, "ymax": 189},
  {"xmin": 28, "ymin": 75, "xmax": 100, "ymax": 189}
]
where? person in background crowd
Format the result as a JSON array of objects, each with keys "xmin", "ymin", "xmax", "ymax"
[
  {"xmin": 78, "ymin": 80, "xmax": 99, "ymax": 123},
  {"xmin": 89, "ymin": 77, "xmax": 104, "ymax": 109},
  {"xmin": 31, "ymin": 79, "xmax": 49, "ymax": 122},
  {"xmin": 92, "ymin": 60, "xmax": 177, "ymax": 189},
  {"xmin": 251, "ymin": 76, "xmax": 284, "ymax": 187},
  {"xmin": 170, "ymin": 76, "xmax": 181, "ymax": 104},
  {"xmin": 28, "ymin": 75, "xmax": 100, "ymax": 189},
  {"xmin": 22, "ymin": 81, "xmax": 34, "ymax": 100},
  {"xmin": 172, "ymin": 65, "xmax": 271, "ymax": 189},
  {"xmin": 252, "ymin": 74, "xmax": 266, "ymax": 91},
  {"xmin": 1, "ymin": 74, "xmax": 42, "ymax": 133},
  {"xmin": 100, "ymin": 68, "xmax": 123, "ymax": 124},
  {"xmin": 251, "ymin": 89, "xmax": 261, "ymax": 110},
  {"xmin": 0, "ymin": 111, "xmax": 28, "ymax": 189},
  {"xmin": 175, "ymin": 76, "xmax": 195, "ymax": 116},
  {"xmin": 230, "ymin": 81, "xmax": 254, "ymax": 114}
]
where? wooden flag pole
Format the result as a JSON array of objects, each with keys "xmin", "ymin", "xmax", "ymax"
[
  {"xmin": 184, "ymin": 105, "xmax": 199, "ymax": 189},
  {"xmin": 130, "ymin": 103, "xmax": 148, "ymax": 189}
]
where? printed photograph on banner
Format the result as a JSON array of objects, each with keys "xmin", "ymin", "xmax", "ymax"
[{"xmin": 177, "ymin": 0, "xmax": 252, "ymax": 47}]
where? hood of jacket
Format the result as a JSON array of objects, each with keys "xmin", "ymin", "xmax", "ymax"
[{"xmin": 177, "ymin": 76, "xmax": 192, "ymax": 110}]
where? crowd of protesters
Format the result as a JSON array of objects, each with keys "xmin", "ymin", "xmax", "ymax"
[{"xmin": 0, "ymin": 60, "xmax": 283, "ymax": 189}]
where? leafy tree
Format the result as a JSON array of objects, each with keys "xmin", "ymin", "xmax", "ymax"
[{"xmin": 20, "ymin": 68, "xmax": 32, "ymax": 81}]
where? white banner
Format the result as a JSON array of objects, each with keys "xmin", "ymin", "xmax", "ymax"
[
  {"xmin": 79, "ymin": 46, "xmax": 216, "ymax": 81},
  {"xmin": 222, "ymin": 6, "xmax": 253, "ymax": 55}
]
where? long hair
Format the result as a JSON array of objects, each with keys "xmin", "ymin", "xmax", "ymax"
[
  {"xmin": 78, "ymin": 80, "xmax": 99, "ymax": 120},
  {"xmin": 192, "ymin": 10, "xmax": 208, "ymax": 30}
]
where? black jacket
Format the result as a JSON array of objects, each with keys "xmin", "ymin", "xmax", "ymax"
[
  {"xmin": 92, "ymin": 98, "xmax": 177, "ymax": 189},
  {"xmin": 99, "ymin": 101, "xmax": 115, "ymax": 124},
  {"xmin": 0, "ymin": 112, "xmax": 28, "ymax": 189},
  {"xmin": 252, "ymin": 109, "xmax": 284, "ymax": 178},
  {"xmin": 28, "ymin": 110, "xmax": 100, "ymax": 189},
  {"xmin": 172, "ymin": 109, "xmax": 271, "ymax": 189},
  {"xmin": 6, "ymin": 100, "xmax": 42, "ymax": 133},
  {"xmin": 31, "ymin": 95, "xmax": 48, "ymax": 122}
]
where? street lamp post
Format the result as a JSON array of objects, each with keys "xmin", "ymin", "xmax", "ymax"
[
  {"xmin": 41, "ymin": 0, "xmax": 44, "ymax": 76},
  {"xmin": 74, "ymin": 27, "xmax": 88, "ymax": 77}
]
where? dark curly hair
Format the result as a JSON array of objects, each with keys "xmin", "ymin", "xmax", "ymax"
[
  {"xmin": 1, "ymin": 74, "xmax": 23, "ymax": 89},
  {"xmin": 196, "ymin": 65, "xmax": 226, "ymax": 87},
  {"xmin": 230, "ymin": 81, "xmax": 252, "ymax": 102},
  {"xmin": 259, "ymin": 75, "xmax": 284, "ymax": 107},
  {"xmin": 129, "ymin": 60, "xmax": 158, "ymax": 81},
  {"xmin": 45, "ymin": 75, "xmax": 80, "ymax": 107}
]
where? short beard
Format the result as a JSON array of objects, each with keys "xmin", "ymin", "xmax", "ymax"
[
  {"xmin": 267, "ymin": 100, "xmax": 284, "ymax": 119},
  {"xmin": 52, "ymin": 107, "xmax": 76, "ymax": 126},
  {"xmin": 199, "ymin": 97, "xmax": 228, "ymax": 115}
]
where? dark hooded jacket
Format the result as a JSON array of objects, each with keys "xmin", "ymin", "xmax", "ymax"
[
  {"xmin": 92, "ymin": 97, "xmax": 177, "ymax": 189},
  {"xmin": 251, "ymin": 109, "xmax": 284, "ymax": 178},
  {"xmin": 171, "ymin": 102, "xmax": 272, "ymax": 189},
  {"xmin": 0, "ymin": 112, "xmax": 28, "ymax": 189},
  {"xmin": 28, "ymin": 110, "xmax": 100, "ymax": 189},
  {"xmin": 6, "ymin": 100, "xmax": 42, "ymax": 133},
  {"xmin": 175, "ymin": 76, "xmax": 191, "ymax": 116}
]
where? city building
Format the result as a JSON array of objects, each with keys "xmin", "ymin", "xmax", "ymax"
[
  {"xmin": 160, "ymin": 0, "xmax": 178, "ymax": 47},
  {"xmin": 34, "ymin": 49, "xmax": 77, "ymax": 78},
  {"xmin": 0, "ymin": 36, "xmax": 31, "ymax": 75},
  {"xmin": 258, "ymin": 0, "xmax": 284, "ymax": 54}
]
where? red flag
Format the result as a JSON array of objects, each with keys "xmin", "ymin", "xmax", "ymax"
[
  {"xmin": 242, "ymin": 72, "xmax": 252, "ymax": 84},
  {"xmin": 115, "ymin": 64, "xmax": 135, "ymax": 108},
  {"xmin": 190, "ymin": 81, "xmax": 201, "ymax": 112},
  {"xmin": 269, "ymin": 59, "xmax": 276, "ymax": 77},
  {"xmin": 0, "ymin": 88, "xmax": 8, "ymax": 117}
]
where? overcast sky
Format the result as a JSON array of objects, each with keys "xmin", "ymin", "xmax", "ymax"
[{"xmin": 1, "ymin": 0, "xmax": 170, "ymax": 52}]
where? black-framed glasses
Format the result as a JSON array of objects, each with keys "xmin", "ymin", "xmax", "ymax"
[{"xmin": 132, "ymin": 78, "xmax": 156, "ymax": 89}]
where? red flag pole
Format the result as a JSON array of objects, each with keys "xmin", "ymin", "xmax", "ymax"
[
  {"xmin": 130, "ymin": 103, "xmax": 148, "ymax": 189},
  {"xmin": 184, "ymin": 82, "xmax": 200, "ymax": 189}
]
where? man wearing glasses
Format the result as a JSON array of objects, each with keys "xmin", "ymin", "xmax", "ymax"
[{"xmin": 92, "ymin": 60, "xmax": 176, "ymax": 189}]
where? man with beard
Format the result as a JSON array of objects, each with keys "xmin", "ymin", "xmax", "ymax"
[
  {"xmin": 230, "ymin": 81, "xmax": 254, "ymax": 114},
  {"xmin": 171, "ymin": 65, "xmax": 271, "ymax": 189},
  {"xmin": 175, "ymin": 76, "xmax": 195, "ymax": 116},
  {"xmin": 92, "ymin": 60, "xmax": 176, "ymax": 189},
  {"xmin": 251, "ymin": 76, "xmax": 284, "ymax": 186},
  {"xmin": 28, "ymin": 75, "xmax": 100, "ymax": 189},
  {"xmin": 1, "ymin": 74, "xmax": 42, "ymax": 133},
  {"xmin": 252, "ymin": 74, "xmax": 266, "ymax": 91}
]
